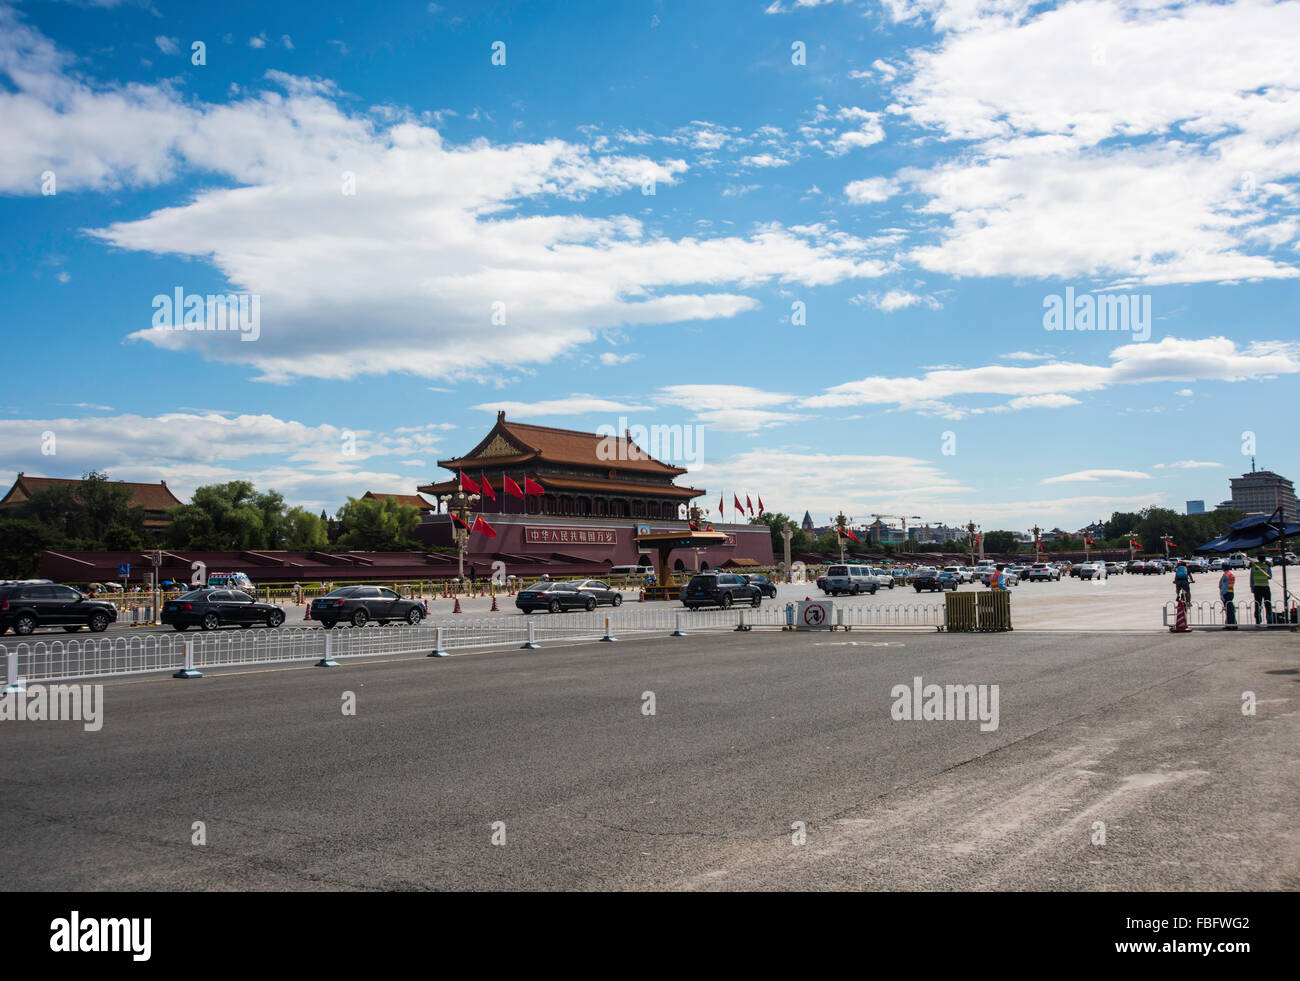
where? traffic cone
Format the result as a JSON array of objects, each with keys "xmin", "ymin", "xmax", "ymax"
[
  {"xmin": 1170, "ymin": 599, "xmax": 1189, "ymax": 633},
  {"xmin": 304, "ymin": 600, "xmax": 311, "ymax": 621},
  {"xmin": 638, "ymin": 588, "xmax": 645, "ymax": 602},
  {"xmin": 490, "ymin": 595, "xmax": 499, "ymax": 612},
  {"xmin": 453, "ymin": 597, "xmax": 462, "ymax": 614},
  {"xmin": 423, "ymin": 599, "xmax": 429, "ymax": 615}
]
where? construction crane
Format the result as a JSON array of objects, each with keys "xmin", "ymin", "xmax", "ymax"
[{"xmin": 869, "ymin": 514, "xmax": 923, "ymax": 544}]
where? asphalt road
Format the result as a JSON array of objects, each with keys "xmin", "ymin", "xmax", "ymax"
[{"xmin": 1, "ymin": 627, "xmax": 1296, "ymax": 890}]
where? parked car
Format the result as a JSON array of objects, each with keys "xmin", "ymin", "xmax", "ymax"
[
  {"xmin": 162, "ymin": 588, "xmax": 286, "ymax": 631},
  {"xmin": 310, "ymin": 585, "xmax": 426, "ymax": 627},
  {"xmin": 912, "ymin": 567, "xmax": 943, "ymax": 592},
  {"xmin": 681, "ymin": 573, "xmax": 762, "ymax": 610},
  {"xmin": 0, "ymin": 582, "xmax": 117, "ymax": 636},
  {"xmin": 1224, "ymin": 552, "xmax": 1249, "ymax": 569},
  {"xmin": 1104, "ymin": 561, "xmax": 1124, "ymax": 575},
  {"xmin": 822, "ymin": 564, "xmax": 879, "ymax": 596},
  {"xmin": 566, "ymin": 579, "xmax": 625, "ymax": 606},
  {"xmin": 1025, "ymin": 563, "xmax": 1060, "ymax": 582},
  {"xmin": 1078, "ymin": 562, "xmax": 1108, "ymax": 580},
  {"xmin": 743, "ymin": 574, "xmax": 778, "ymax": 598},
  {"xmin": 943, "ymin": 565, "xmax": 974, "ymax": 583},
  {"xmin": 936, "ymin": 571, "xmax": 961, "ymax": 590},
  {"xmin": 515, "ymin": 581, "xmax": 598, "ymax": 614}
]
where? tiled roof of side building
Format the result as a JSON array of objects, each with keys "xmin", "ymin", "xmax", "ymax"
[{"xmin": 0, "ymin": 473, "xmax": 184, "ymax": 512}]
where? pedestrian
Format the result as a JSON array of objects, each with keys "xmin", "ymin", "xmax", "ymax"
[
  {"xmin": 1249, "ymin": 557, "xmax": 1273, "ymax": 625},
  {"xmin": 1219, "ymin": 566, "xmax": 1236, "ymax": 629}
]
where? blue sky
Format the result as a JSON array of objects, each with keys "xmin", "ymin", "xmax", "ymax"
[{"xmin": 2, "ymin": 0, "xmax": 1297, "ymax": 532}]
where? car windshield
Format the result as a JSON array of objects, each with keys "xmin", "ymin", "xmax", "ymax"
[
  {"xmin": 177, "ymin": 590, "xmax": 210, "ymax": 600},
  {"xmin": 916, "ymin": 568, "xmax": 937, "ymax": 575},
  {"xmin": 324, "ymin": 587, "xmax": 358, "ymax": 597},
  {"xmin": 827, "ymin": 566, "xmax": 848, "ymax": 576}
]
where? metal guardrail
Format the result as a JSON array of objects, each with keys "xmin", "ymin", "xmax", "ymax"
[
  {"xmin": 1161, "ymin": 600, "xmax": 1298, "ymax": 630},
  {"xmin": 0, "ymin": 601, "xmax": 950, "ymax": 685}
]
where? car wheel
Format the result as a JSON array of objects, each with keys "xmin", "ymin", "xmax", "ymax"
[
  {"xmin": 89, "ymin": 613, "xmax": 111, "ymax": 632},
  {"xmin": 63, "ymin": 625, "xmax": 82, "ymax": 632},
  {"xmin": 851, "ymin": 584, "xmax": 861, "ymax": 595},
  {"xmin": 522, "ymin": 607, "xmax": 532, "ymax": 614},
  {"xmin": 870, "ymin": 585, "xmax": 878, "ymax": 594},
  {"xmin": 549, "ymin": 600, "xmax": 562, "ymax": 614},
  {"xmin": 320, "ymin": 619, "xmax": 337, "ymax": 629},
  {"xmin": 751, "ymin": 593, "xmax": 761, "ymax": 608},
  {"xmin": 406, "ymin": 607, "xmax": 422, "ymax": 626},
  {"xmin": 267, "ymin": 611, "xmax": 285, "ymax": 628},
  {"xmin": 173, "ymin": 624, "xmax": 189, "ymax": 632},
  {"xmin": 612, "ymin": 594, "xmax": 623, "ymax": 607},
  {"xmin": 201, "ymin": 613, "xmax": 220, "ymax": 631},
  {"xmin": 585, "ymin": 598, "xmax": 596, "ymax": 612},
  {"xmin": 915, "ymin": 586, "xmax": 922, "ymax": 593},
  {"xmin": 13, "ymin": 614, "xmax": 36, "ymax": 636},
  {"xmin": 720, "ymin": 594, "xmax": 733, "ymax": 610},
  {"xmin": 351, "ymin": 609, "xmax": 368, "ymax": 628}
]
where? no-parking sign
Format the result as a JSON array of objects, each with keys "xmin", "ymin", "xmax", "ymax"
[{"xmin": 796, "ymin": 599, "xmax": 833, "ymax": 630}]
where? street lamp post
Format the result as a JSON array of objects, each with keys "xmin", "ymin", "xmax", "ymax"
[
  {"xmin": 439, "ymin": 489, "xmax": 480, "ymax": 580},
  {"xmin": 781, "ymin": 525, "xmax": 794, "ymax": 582},
  {"xmin": 834, "ymin": 511, "xmax": 852, "ymax": 563},
  {"xmin": 1031, "ymin": 524, "xmax": 1042, "ymax": 559},
  {"xmin": 1161, "ymin": 534, "xmax": 1174, "ymax": 560},
  {"xmin": 1127, "ymin": 531, "xmax": 1140, "ymax": 562}
]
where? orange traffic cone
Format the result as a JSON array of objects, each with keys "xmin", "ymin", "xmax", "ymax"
[
  {"xmin": 304, "ymin": 600, "xmax": 311, "ymax": 621},
  {"xmin": 423, "ymin": 599, "xmax": 429, "ymax": 615},
  {"xmin": 638, "ymin": 588, "xmax": 645, "ymax": 602},
  {"xmin": 1170, "ymin": 599, "xmax": 1189, "ymax": 633},
  {"xmin": 490, "ymin": 595, "xmax": 499, "ymax": 612},
  {"xmin": 453, "ymin": 597, "xmax": 462, "ymax": 614}
]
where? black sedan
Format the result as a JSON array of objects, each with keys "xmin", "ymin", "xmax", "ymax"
[
  {"xmin": 515, "ymin": 582, "xmax": 598, "ymax": 613},
  {"xmin": 310, "ymin": 585, "xmax": 425, "ymax": 628},
  {"xmin": 744, "ymin": 574, "xmax": 778, "ymax": 598},
  {"xmin": 680, "ymin": 573, "xmax": 762, "ymax": 610},
  {"xmin": 163, "ymin": 588, "xmax": 286, "ymax": 631},
  {"xmin": 566, "ymin": 579, "xmax": 625, "ymax": 606}
]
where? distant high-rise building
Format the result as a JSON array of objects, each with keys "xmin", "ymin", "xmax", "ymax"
[
  {"xmin": 1229, "ymin": 468, "xmax": 1297, "ymax": 523},
  {"xmin": 1186, "ymin": 500, "xmax": 1205, "ymax": 515}
]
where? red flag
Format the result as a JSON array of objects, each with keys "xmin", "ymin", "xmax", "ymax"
[
  {"xmin": 734, "ymin": 493, "xmax": 744, "ymax": 513},
  {"xmin": 1129, "ymin": 540, "xmax": 1140, "ymax": 548},
  {"xmin": 1167, "ymin": 539, "xmax": 1176, "ymax": 548},
  {"xmin": 524, "ymin": 476, "xmax": 545, "ymax": 495},
  {"xmin": 479, "ymin": 474, "xmax": 495, "ymax": 501},
  {"xmin": 471, "ymin": 515, "xmax": 497, "ymax": 538},
  {"xmin": 746, "ymin": 495, "xmax": 753, "ymax": 516},
  {"xmin": 449, "ymin": 511, "xmax": 471, "ymax": 530},
  {"xmin": 1085, "ymin": 537, "xmax": 1096, "ymax": 546},
  {"xmin": 688, "ymin": 520, "xmax": 699, "ymax": 531},
  {"xmin": 758, "ymin": 496, "xmax": 764, "ymax": 518},
  {"xmin": 460, "ymin": 472, "xmax": 480, "ymax": 494},
  {"xmin": 503, "ymin": 475, "xmax": 524, "ymax": 499},
  {"xmin": 705, "ymin": 523, "xmax": 714, "ymax": 531},
  {"xmin": 718, "ymin": 494, "xmax": 724, "ymax": 519},
  {"xmin": 838, "ymin": 526, "xmax": 859, "ymax": 542}
]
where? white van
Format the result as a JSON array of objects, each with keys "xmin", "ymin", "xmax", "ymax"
[{"xmin": 822, "ymin": 564, "xmax": 879, "ymax": 595}]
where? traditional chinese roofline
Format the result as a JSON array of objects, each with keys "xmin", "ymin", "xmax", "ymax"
[{"xmin": 436, "ymin": 411, "xmax": 688, "ymax": 476}]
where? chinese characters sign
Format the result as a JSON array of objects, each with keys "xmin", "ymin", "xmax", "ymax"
[{"xmin": 525, "ymin": 526, "xmax": 618, "ymax": 545}]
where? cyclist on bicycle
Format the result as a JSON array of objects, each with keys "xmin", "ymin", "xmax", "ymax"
[{"xmin": 1173, "ymin": 561, "xmax": 1194, "ymax": 603}]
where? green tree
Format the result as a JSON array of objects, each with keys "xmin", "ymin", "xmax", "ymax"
[
  {"xmin": 983, "ymin": 530, "xmax": 1019, "ymax": 553},
  {"xmin": 333, "ymin": 496, "xmax": 421, "ymax": 551},
  {"xmin": 283, "ymin": 506, "xmax": 330, "ymax": 550},
  {"xmin": 749, "ymin": 512, "xmax": 812, "ymax": 555},
  {"xmin": 9, "ymin": 471, "xmax": 146, "ymax": 551},
  {"xmin": 166, "ymin": 480, "xmax": 279, "ymax": 550},
  {"xmin": 0, "ymin": 515, "xmax": 64, "ymax": 578}
]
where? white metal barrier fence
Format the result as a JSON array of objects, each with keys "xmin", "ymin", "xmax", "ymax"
[
  {"xmin": 0, "ymin": 602, "xmax": 949, "ymax": 685},
  {"xmin": 1162, "ymin": 599, "xmax": 1298, "ymax": 629}
]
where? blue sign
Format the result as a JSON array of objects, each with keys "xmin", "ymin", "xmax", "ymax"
[{"xmin": 117, "ymin": 563, "xmax": 130, "ymax": 577}]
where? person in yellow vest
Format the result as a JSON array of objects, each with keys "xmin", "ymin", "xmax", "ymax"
[
  {"xmin": 1250, "ymin": 558, "xmax": 1273, "ymax": 624},
  {"xmin": 1219, "ymin": 567, "xmax": 1236, "ymax": 630}
]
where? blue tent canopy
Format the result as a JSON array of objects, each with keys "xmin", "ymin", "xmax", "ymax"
[{"xmin": 1195, "ymin": 510, "xmax": 1299, "ymax": 553}]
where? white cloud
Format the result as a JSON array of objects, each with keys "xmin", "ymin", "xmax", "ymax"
[
  {"xmin": 889, "ymin": 0, "xmax": 1300, "ymax": 286},
  {"xmin": 469, "ymin": 397, "xmax": 652, "ymax": 416},
  {"xmin": 249, "ymin": 34, "xmax": 267, "ymax": 49},
  {"xmin": 845, "ymin": 176, "xmax": 898, "ymax": 204},
  {"xmin": 598, "ymin": 352, "xmax": 642, "ymax": 366},
  {"xmin": 805, "ymin": 337, "xmax": 1300, "ymax": 414},
  {"xmin": 154, "ymin": 36, "xmax": 179, "ymax": 56},
  {"xmin": 1154, "ymin": 460, "xmax": 1222, "ymax": 470},
  {"xmin": 1005, "ymin": 393, "xmax": 1080, "ymax": 410},
  {"xmin": 853, "ymin": 289, "xmax": 942, "ymax": 312},
  {"xmin": 1042, "ymin": 469, "xmax": 1151, "ymax": 484}
]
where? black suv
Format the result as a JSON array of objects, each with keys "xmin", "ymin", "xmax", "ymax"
[
  {"xmin": 680, "ymin": 573, "xmax": 762, "ymax": 610},
  {"xmin": 743, "ymin": 574, "xmax": 778, "ymax": 598},
  {"xmin": 310, "ymin": 585, "xmax": 425, "ymax": 628},
  {"xmin": 0, "ymin": 582, "xmax": 117, "ymax": 636}
]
